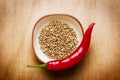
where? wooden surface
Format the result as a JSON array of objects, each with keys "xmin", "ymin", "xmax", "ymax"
[{"xmin": 0, "ymin": 0, "xmax": 120, "ymax": 80}]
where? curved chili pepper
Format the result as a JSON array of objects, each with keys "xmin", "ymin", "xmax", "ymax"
[{"xmin": 27, "ymin": 22, "xmax": 95, "ymax": 71}]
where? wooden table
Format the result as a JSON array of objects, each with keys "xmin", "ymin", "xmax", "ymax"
[{"xmin": 0, "ymin": 0, "xmax": 120, "ymax": 80}]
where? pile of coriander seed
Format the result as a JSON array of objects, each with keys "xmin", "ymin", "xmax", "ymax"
[{"xmin": 39, "ymin": 21, "xmax": 78, "ymax": 60}]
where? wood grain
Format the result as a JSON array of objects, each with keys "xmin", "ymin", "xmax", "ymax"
[{"xmin": 0, "ymin": 0, "xmax": 120, "ymax": 80}]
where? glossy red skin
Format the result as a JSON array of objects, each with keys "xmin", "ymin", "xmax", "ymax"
[{"xmin": 46, "ymin": 23, "xmax": 95, "ymax": 71}]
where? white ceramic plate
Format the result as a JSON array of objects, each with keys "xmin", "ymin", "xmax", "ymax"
[{"xmin": 32, "ymin": 14, "xmax": 84, "ymax": 63}]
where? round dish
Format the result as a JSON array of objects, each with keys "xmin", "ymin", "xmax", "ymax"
[{"xmin": 32, "ymin": 14, "xmax": 84, "ymax": 63}]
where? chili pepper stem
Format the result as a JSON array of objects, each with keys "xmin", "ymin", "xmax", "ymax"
[{"xmin": 27, "ymin": 64, "xmax": 46, "ymax": 68}]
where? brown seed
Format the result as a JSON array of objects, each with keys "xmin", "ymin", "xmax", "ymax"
[{"xmin": 39, "ymin": 21, "xmax": 78, "ymax": 60}]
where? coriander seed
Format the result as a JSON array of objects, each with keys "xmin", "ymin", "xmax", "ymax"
[{"xmin": 39, "ymin": 21, "xmax": 78, "ymax": 60}]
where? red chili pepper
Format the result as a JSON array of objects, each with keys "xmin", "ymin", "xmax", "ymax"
[{"xmin": 27, "ymin": 22, "xmax": 95, "ymax": 71}]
